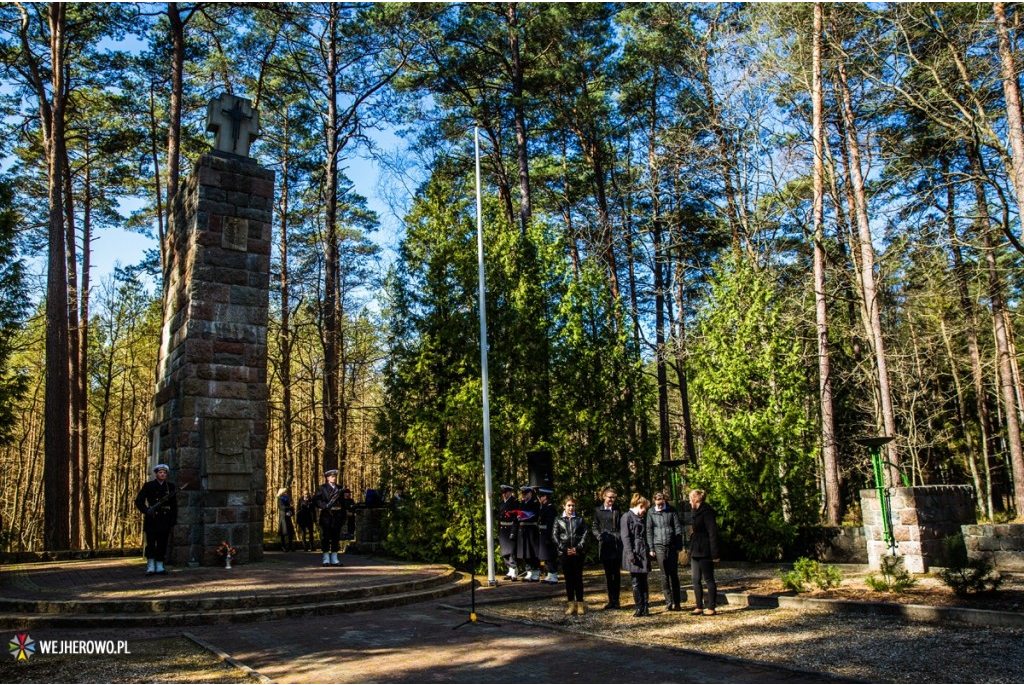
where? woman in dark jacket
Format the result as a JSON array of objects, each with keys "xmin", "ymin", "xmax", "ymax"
[
  {"xmin": 688, "ymin": 489, "xmax": 720, "ymax": 615},
  {"xmin": 296, "ymin": 494, "xmax": 316, "ymax": 551},
  {"xmin": 620, "ymin": 493, "xmax": 651, "ymax": 617},
  {"xmin": 277, "ymin": 487, "xmax": 296, "ymax": 552},
  {"xmin": 552, "ymin": 496, "xmax": 588, "ymax": 615}
]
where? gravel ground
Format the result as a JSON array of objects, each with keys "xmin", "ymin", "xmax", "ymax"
[
  {"xmin": 0, "ymin": 636, "xmax": 260, "ymax": 684},
  {"xmin": 481, "ymin": 570, "xmax": 1024, "ymax": 684}
]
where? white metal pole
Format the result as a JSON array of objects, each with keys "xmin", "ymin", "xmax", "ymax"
[{"xmin": 476, "ymin": 127, "xmax": 497, "ymax": 585}]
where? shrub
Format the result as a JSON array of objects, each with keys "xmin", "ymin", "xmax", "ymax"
[
  {"xmin": 938, "ymin": 534, "xmax": 1002, "ymax": 596},
  {"xmin": 865, "ymin": 555, "xmax": 917, "ymax": 593},
  {"xmin": 780, "ymin": 557, "xmax": 844, "ymax": 593}
]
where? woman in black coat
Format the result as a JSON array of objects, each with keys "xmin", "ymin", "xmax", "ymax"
[
  {"xmin": 277, "ymin": 487, "xmax": 296, "ymax": 552},
  {"xmin": 620, "ymin": 493, "xmax": 651, "ymax": 617},
  {"xmin": 688, "ymin": 489, "xmax": 720, "ymax": 615},
  {"xmin": 552, "ymin": 496, "xmax": 588, "ymax": 615}
]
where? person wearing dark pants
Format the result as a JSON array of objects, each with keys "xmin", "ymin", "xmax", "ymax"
[
  {"xmin": 296, "ymin": 494, "xmax": 316, "ymax": 551},
  {"xmin": 592, "ymin": 487, "xmax": 623, "ymax": 609},
  {"xmin": 314, "ymin": 469, "xmax": 346, "ymax": 566},
  {"xmin": 688, "ymin": 488, "xmax": 720, "ymax": 616},
  {"xmin": 135, "ymin": 464, "xmax": 178, "ymax": 576},
  {"xmin": 621, "ymin": 493, "xmax": 651, "ymax": 617},
  {"xmin": 536, "ymin": 488, "xmax": 560, "ymax": 583},
  {"xmin": 498, "ymin": 484, "xmax": 520, "ymax": 580},
  {"xmin": 553, "ymin": 496, "xmax": 588, "ymax": 615},
  {"xmin": 646, "ymin": 491, "xmax": 684, "ymax": 611}
]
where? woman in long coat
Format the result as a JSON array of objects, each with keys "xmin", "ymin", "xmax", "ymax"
[
  {"xmin": 620, "ymin": 493, "xmax": 651, "ymax": 617},
  {"xmin": 277, "ymin": 487, "xmax": 296, "ymax": 552}
]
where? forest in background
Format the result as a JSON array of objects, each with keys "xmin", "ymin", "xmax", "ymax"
[{"xmin": 2, "ymin": 2, "xmax": 1024, "ymax": 564}]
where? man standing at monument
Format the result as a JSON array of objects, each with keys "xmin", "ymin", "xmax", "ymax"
[
  {"xmin": 314, "ymin": 469, "xmax": 346, "ymax": 566},
  {"xmin": 498, "ymin": 484, "xmax": 519, "ymax": 581},
  {"xmin": 135, "ymin": 464, "xmax": 178, "ymax": 576}
]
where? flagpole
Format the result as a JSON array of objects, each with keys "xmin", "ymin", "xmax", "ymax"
[{"xmin": 475, "ymin": 127, "xmax": 497, "ymax": 585}]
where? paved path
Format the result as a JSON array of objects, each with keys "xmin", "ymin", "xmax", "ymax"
[
  {"xmin": 0, "ymin": 551, "xmax": 446, "ymax": 602},
  {"xmin": 186, "ymin": 598, "xmax": 838, "ymax": 684},
  {"xmin": 1, "ymin": 555, "xmax": 843, "ymax": 683}
]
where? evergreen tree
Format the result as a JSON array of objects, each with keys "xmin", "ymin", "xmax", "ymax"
[{"xmin": 690, "ymin": 257, "xmax": 819, "ymax": 560}]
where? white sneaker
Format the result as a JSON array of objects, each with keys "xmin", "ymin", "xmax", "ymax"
[
  {"xmin": 322, "ymin": 553, "xmax": 330, "ymax": 566},
  {"xmin": 545, "ymin": 572, "xmax": 558, "ymax": 584},
  {"xmin": 506, "ymin": 568, "xmax": 517, "ymax": 579},
  {"xmin": 330, "ymin": 552, "xmax": 341, "ymax": 566},
  {"xmin": 519, "ymin": 570, "xmax": 531, "ymax": 580},
  {"xmin": 145, "ymin": 559, "xmax": 155, "ymax": 576}
]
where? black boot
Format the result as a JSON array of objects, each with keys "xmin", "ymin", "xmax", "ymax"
[{"xmin": 632, "ymin": 585, "xmax": 644, "ymax": 617}]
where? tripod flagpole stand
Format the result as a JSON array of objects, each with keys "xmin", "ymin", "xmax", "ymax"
[{"xmin": 453, "ymin": 512, "xmax": 499, "ymax": 629}]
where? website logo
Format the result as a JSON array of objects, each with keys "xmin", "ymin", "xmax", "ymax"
[{"xmin": 9, "ymin": 633, "xmax": 35, "ymax": 661}]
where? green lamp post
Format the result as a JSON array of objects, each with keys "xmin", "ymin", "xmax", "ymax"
[{"xmin": 855, "ymin": 436, "xmax": 909, "ymax": 556}]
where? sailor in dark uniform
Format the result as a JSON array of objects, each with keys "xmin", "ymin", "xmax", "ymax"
[
  {"xmin": 536, "ymin": 487, "xmax": 559, "ymax": 583},
  {"xmin": 516, "ymin": 485, "xmax": 541, "ymax": 581},
  {"xmin": 134, "ymin": 463, "xmax": 178, "ymax": 576},
  {"xmin": 498, "ymin": 484, "xmax": 520, "ymax": 581},
  {"xmin": 313, "ymin": 469, "xmax": 346, "ymax": 566}
]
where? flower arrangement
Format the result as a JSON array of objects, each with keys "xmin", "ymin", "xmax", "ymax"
[{"xmin": 216, "ymin": 541, "xmax": 237, "ymax": 568}]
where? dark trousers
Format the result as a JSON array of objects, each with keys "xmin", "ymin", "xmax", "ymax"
[
  {"xmin": 630, "ymin": 572, "xmax": 650, "ymax": 613},
  {"xmin": 561, "ymin": 554, "xmax": 584, "ymax": 601},
  {"xmin": 502, "ymin": 552, "xmax": 518, "ymax": 572},
  {"xmin": 655, "ymin": 547, "xmax": 680, "ymax": 607},
  {"xmin": 691, "ymin": 557, "xmax": 717, "ymax": 610},
  {"xmin": 143, "ymin": 521, "xmax": 171, "ymax": 561},
  {"xmin": 321, "ymin": 521, "xmax": 342, "ymax": 553},
  {"xmin": 602, "ymin": 558, "xmax": 621, "ymax": 604},
  {"xmin": 298, "ymin": 524, "xmax": 315, "ymax": 550}
]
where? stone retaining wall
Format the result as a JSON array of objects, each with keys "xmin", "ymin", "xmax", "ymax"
[
  {"xmin": 963, "ymin": 524, "xmax": 1024, "ymax": 571},
  {"xmin": 861, "ymin": 485, "xmax": 976, "ymax": 573}
]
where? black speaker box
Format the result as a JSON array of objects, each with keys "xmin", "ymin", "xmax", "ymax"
[{"xmin": 527, "ymin": 449, "xmax": 554, "ymax": 490}]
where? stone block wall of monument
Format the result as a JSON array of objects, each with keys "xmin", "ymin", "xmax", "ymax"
[{"xmin": 152, "ymin": 151, "xmax": 275, "ymax": 566}]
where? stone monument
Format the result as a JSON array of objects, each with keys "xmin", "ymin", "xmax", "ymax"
[{"xmin": 150, "ymin": 93, "xmax": 274, "ymax": 566}]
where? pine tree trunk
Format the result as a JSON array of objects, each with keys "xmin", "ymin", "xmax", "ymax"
[
  {"xmin": 813, "ymin": 3, "xmax": 842, "ymax": 524},
  {"xmin": 835, "ymin": 54, "xmax": 900, "ymax": 483},
  {"xmin": 322, "ymin": 6, "xmax": 342, "ymax": 474},
  {"xmin": 279, "ymin": 113, "xmax": 294, "ymax": 486},
  {"xmin": 43, "ymin": 2, "xmax": 71, "ymax": 551},
  {"xmin": 994, "ymin": 1, "xmax": 1024, "ymax": 243}
]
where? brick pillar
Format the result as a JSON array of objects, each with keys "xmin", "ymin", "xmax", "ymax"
[
  {"xmin": 861, "ymin": 485, "xmax": 976, "ymax": 573},
  {"xmin": 151, "ymin": 151, "xmax": 275, "ymax": 566}
]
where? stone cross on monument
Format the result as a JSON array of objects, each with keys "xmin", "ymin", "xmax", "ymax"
[{"xmin": 206, "ymin": 93, "xmax": 260, "ymax": 157}]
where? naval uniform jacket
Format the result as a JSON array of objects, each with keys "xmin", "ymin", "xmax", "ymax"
[
  {"xmin": 498, "ymin": 494, "xmax": 519, "ymax": 556},
  {"xmin": 313, "ymin": 483, "xmax": 347, "ymax": 529},
  {"xmin": 537, "ymin": 500, "xmax": 558, "ymax": 562},
  {"xmin": 135, "ymin": 479, "xmax": 178, "ymax": 532},
  {"xmin": 515, "ymin": 495, "xmax": 541, "ymax": 559}
]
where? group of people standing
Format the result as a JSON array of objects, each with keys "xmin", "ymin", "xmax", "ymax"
[
  {"xmin": 277, "ymin": 469, "xmax": 358, "ymax": 566},
  {"xmin": 502, "ymin": 484, "xmax": 720, "ymax": 618}
]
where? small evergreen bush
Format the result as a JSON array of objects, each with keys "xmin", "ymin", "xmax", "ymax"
[
  {"xmin": 937, "ymin": 534, "xmax": 1002, "ymax": 596},
  {"xmin": 779, "ymin": 557, "xmax": 844, "ymax": 593},
  {"xmin": 865, "ymin": 555, "xmax": 917, "ymax": 593}
]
